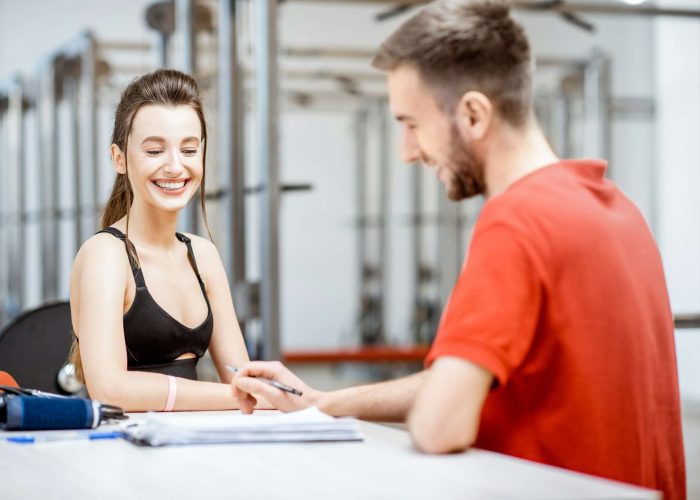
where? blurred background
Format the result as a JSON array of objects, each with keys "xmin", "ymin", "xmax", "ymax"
[{"xmin": 0, "ymin": 0, "xmax": 698, "ymax": 487}]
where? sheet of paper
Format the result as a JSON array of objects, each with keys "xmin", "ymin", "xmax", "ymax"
[{"xmin": 123, "ymin": 407, "xmax": 363, "ymax": 446}]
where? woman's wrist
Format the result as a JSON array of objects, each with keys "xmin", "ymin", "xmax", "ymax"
[{"xmin": 163, "ymin": 375, "xmax": 177, "ymax": 411}]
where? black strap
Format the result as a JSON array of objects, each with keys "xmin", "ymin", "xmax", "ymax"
[
  {"xmin": 95, "ymin": 228, "xmax": 145, "ymax": 288},
  {"xmin": 175, "ymin": 233, "xmax": 208, "ymax": 296},
  {"xmin": 96, "ymin": 228, "xmax": 206, "ymax": 295}
]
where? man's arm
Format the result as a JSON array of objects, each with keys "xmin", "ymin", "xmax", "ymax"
[
  {"xmin": 408, "ymin": 356, "xmax": 493, "ymax": 454},
  {"xmin": 319, "ymin": 371, "xmax": 427, "ymax": 421},
  {"xmin": 232, "ymin": 361, "xmax": 427, "ymax": 422}
]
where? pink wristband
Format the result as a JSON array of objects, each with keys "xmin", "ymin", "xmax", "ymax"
[{"xmin": 164, "ymin": 375, "xmax": 177, "ymax": 412}]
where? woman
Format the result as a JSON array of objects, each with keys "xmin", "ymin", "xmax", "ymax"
[{"xmin": 69, "ymin": 69, "xmax": 250, "ymax": 412}]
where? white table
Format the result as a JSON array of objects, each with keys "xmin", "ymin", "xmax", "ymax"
[{"xmin": 0, "ymin": 411, "xmax": 659, "ymax": 499}]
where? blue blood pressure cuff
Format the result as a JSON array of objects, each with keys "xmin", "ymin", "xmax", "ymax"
[{"xmin": 0, "ymin": 386, "xmax": 127, "ymax": 430}]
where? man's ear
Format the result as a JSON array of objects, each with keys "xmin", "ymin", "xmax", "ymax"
[
  {"xmin": 110, "ymin": 144, "xmax": 126, "ymax": 174},
  {"xmin": 454, "ymin": 91, "xmax": 493, "ymax": 141}
]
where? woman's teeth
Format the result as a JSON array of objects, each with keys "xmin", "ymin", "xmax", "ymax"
[{"xmin": 154, "ymin": 180, "xmax": 186, "ymax": 191}]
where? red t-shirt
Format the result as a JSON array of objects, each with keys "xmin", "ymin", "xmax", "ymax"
[{"xmin": 425, "ymin": 160, "xmax": 685, "ymax": 499}]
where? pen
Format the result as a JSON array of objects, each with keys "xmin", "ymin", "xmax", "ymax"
[
  {"xmin": 226, "ymin": 365, "xmax": 303, "ymax": 396},
  {"xmin": 6, "ymin": 430, "xmax": 123, "ymax": 444}
]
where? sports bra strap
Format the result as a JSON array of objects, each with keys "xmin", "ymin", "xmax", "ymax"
[
  {"xmin": 95, "ymin": 227, "xmax": 145, "ymax": 288},
  {"xmin": 175, "ymin": 233, "xmax": 207, "ymax": 294}
]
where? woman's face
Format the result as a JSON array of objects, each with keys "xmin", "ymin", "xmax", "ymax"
[{"xmin": 117, "ymin": 104, "xmax": 203, "ymax": 214}]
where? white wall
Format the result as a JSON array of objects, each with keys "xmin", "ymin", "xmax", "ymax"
[
  {"xmin": 655, "ymin": 0, "xmax": 700, "ymax": 402},
  {"xmin": 0, "ymin": 0, "xmax": 154, "ymax": 82},
  {"xmin": 278, "ymin": 111, "xmax": 357, "ymax": 350}
]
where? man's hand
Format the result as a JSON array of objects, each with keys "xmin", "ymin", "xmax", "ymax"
[{"xmin": 231, "ymin": 361, "xmax": 322, "ymax": 413}]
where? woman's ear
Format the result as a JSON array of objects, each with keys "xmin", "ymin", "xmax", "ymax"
[
  {"xmin": 110, "ymin": 144, "xmax": 126, "ymax": 174},
  {"xmin": 454, "ymin": 91, "xmax": 493, "ymax": 141}
]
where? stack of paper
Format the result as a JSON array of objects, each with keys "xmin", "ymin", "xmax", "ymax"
[{"xmin": 123, "ymin": 407, "xmax": 363, "ymax": 446}]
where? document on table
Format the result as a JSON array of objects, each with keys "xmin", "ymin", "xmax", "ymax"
[{"xmin": 123, "ymin": 407, "xmax": 363, "ymax": 446}]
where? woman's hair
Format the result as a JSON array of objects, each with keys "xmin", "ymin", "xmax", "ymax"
[{"xmin": 69, "ymin": 69, "xmax": 211, "ymax": 383}]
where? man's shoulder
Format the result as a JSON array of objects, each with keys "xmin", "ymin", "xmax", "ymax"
[
  {"xmin": 477, "ymin": 182, "xmax": 548, "ymax": 233},
  {"xmin": 480, "ymin": 160, "xmax": 618, "ymax": 230}
]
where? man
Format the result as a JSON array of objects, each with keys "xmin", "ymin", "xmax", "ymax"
[{"xmin": 232, "ymin": 0, "xmax": 686, "ymax": 497}]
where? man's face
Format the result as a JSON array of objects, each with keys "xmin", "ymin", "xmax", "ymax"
[{"xmin": 387, "ymin": 65, "xmax": 486, "ymax": 201}]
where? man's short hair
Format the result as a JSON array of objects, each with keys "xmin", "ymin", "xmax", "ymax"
[{"xmin": 372, "ymin": 0, "xmax": 533, "ymax": 126}]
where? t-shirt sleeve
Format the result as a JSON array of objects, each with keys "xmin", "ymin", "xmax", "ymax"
[{"xmin": 425, "ymin": 221, "xmax": 542, "ymax": 386}]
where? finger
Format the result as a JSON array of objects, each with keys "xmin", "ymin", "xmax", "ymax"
[
  {"xmin": 238, "ymin": 361, "xmax": 286, "ymax": 380},
  {"xmin": 240, "ymin": 394, "xmax": 257, "ymax": 414},
  {"xmin": 236, "ymin": 376, "xmax": 286, "ymax": 406},
  {"xmin": 232, "ymin": 382, "xmax": 257, "ymax": 413},
  {"xmin": 231, "ymin": 379, "xmax": 256, "ymax": 412},
  {"xmin": 231, "ymin": 376, "xmax": 247, "ymax": 398}
]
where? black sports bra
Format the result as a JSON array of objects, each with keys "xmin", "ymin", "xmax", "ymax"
[{"xmin": 96, "ymin": 227, "xmax": 213, "ymax": 380}]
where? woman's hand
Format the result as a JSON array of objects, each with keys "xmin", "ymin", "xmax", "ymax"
[{"xmin": 231, "ymin": 361, "xmax": 321, "ymax": 414}]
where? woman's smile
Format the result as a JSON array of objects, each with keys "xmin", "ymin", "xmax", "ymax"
[{"xmin": 151, "ymin": 177, "xmax": 191, "ymax": 195}]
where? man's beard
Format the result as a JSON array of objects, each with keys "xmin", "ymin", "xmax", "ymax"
[{"xmin": 442, "ymin": 124, "xmax": 486, "ymax": 201}]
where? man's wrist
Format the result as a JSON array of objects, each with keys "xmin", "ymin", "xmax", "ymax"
[{"xmin": 310, "ymin": 389, "xmax": 335, "ymax": 416}]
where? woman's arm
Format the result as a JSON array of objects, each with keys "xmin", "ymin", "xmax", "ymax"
[
  {"xmin": 188, "ymin": 235, "xmax": 250, "ymax": 383},
  {"xmin": 70, "ymin": 235, "xmax": 240, "ymax": 412},
  {"xmin": 188, "ymin": 236, "xmax": 273, "ymax": 409}
]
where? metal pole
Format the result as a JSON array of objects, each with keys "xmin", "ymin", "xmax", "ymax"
[
  {"xmin": 218, "ymin": 0, "xmax": 247, "ymax": 330},
  {"xmin": 355, "ymin": 107, "xmax": 368, "ymax": 305},
  {"xmin": 70, "ymin": 74, "xmax": 83, "ymax": 255},
  {"xmin": 559, "ymin": 79, "xmax": 574, "ymax": 157},
  {"xmin": 583, "ymin": 51, "xmax": 612, "ymax": 163},
  {"xmin": 377, "ymin": 99, "xmax": 389, "ymax": 345},
  {"xmin": 411, "ymin": 162, "xmax": 423, "ymax": 343},
  {"xmin": 145, "ymin": 1, "xmax": 175, "ymax": 68},
  {"xmin": 7, "ymin": 77, "xmax": 25, "ymax": 317},
  {"xmin": 176, "ymin": 0, "xmax": 199, "ymax": 235},
  {"xmin": 256, "ymin": 0, "xmax": 281, "ymax": 360},
  {"xmin": 0, "ymin": 98, "xmax": 7, "ymax": 325},
  {"xmin": 675, "ymin": 314, "xmax": 700, "ymax": 329},
  {"xmin": 78, "ymin": 32, "xmax": 99, "ymax": 240},
  {"xmin": 37, "ymin": 59, "xmax": 60, "ymax": 302},
  {"xmin": 158, "ymin": 33, "xmax": 170, "ymax": 68},
  {"xmin": 354, "ymin": 106, "xmax": 371, "ymax": 344},
  {"xmin": 177, "ymin": 0, "xmax": 196, "ymax": 74},
  {"xmin": 436, "ymin": 180, "xmax": 460, "ymax": 306}
]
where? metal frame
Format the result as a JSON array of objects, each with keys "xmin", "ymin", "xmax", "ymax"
[
  {"xmin": 0, "ymin": 92, "xmax": 5, "ymax": 327},
  {"xmin": 291, "ymin": 0, "xmax": 700, "ymax": 19},
  {"xmin": 77, "ymin": 33, "xmax": 100, "ymax": 245},
  {"xmin": 4, "ymin": 77, "xmax": 26, "ymax": 320},
  {"xmin": 435, "ymin": 176, "xmax": 462, "ymax": 309},
  {"xmin": 3, "ymin": 0, "xmax": 695, "ymax": 350},
  {"xmin": 376, "ymin": 99, "xmax": 390, "ymax": 346},
  {"xmin": 256, "ymin": 0, "xmax": 281, "ymax": 360},
  {"xmin": 354, "ymin": 106, "xmax": 377, "ymax": 344},
  {"xmin": 675, "ymin": 315, "xmax": 700, "ymax": 329},
  {"xmin": 410, "ymin": 163, "xmax": 440, "ymax": 345},
  {"xmin": 0, "ymin": 32, "xmax": 107, "ymax": 327},
  {"xmin": 535, "ymin": 52, "xmax": 613, "ymax": 160},
  {"xmin": 354, "ymin": 100, "xmax": 392, "ymax": 346},
  {"xmin": 218, "ymin": 0, "xmax": 249, "ymax": 339},
  {"xmin": 176, "ymin": 0, "xmax": 199, "ymax": 235},
  {"xmin": 37, "ymin": 58, "xmax": 60, "ymax": 302},
  {"xmin": 583, "ymin": 50, "xmax": 612, "ymax": 164}
]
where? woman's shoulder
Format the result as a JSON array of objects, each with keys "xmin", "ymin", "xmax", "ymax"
[
  {"xmin": 182, "ymin": 232, "xmax": 219, "ymax": 258},
  {"xmin": 80, "ymin": 230, "xmax": 126, "ymax": 254},
  {"xmin": 181, "ymin": 233, "xmax": 223, "ymax": 280},
  {"xmin": 74, "ymin": 231, "xmax": 129, "ymax": 274}
]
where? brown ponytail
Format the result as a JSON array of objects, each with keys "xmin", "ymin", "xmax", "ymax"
[{"xmin": 69, "ymin": 69, "xmax": 212, "ymax": 383}]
